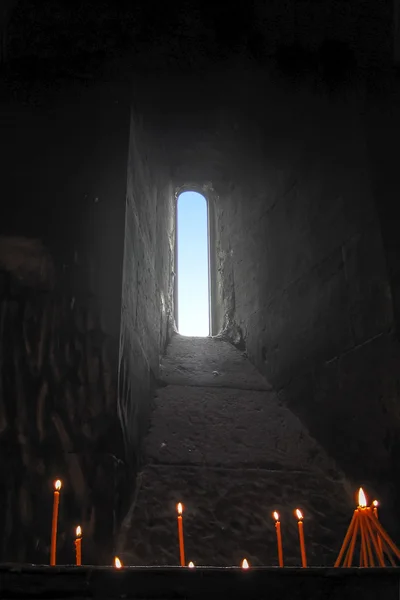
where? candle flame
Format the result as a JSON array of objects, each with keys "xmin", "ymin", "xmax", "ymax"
[
  {"xmin": 358, "ymin": 488, "xmax": 367, "ymax": 508},
  {"xmin": 241, "ymin": 558, "xmax": 249, "ymax": 569},
  {"xmin": 54, "ymin": 480, "xmax": 62, "ymax": 491},
  {"xmin": 177, "ymin": 502, "xmax": 183, "ymax": 515},
  {"xmin": 372, "ymin": 500, "xmax": 379, "ymax": 507},
  {"xmin": 273, "ymin": 511, "xmax": 280, "ymax": 521},
  {"xmin": 114, "ymin": 557, "xmax": 122, "ymax": 569},
  {"xmin": 76, "ymin": 526, "xmax": 82, "ymax": 538},
  {"xmin": 295, "ymin": 509, "xmax": 303, "ymax": 520},
  {"xmin": 188, "ymin": 561, "xmax": 195, "ymax": 568}
]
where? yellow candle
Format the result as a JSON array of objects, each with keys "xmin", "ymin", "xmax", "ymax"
[
  {"xmin": 273, "ymin": 511, "xmax": 284, "ymax": 567},
  {"xmin": 50, "ymin": 480, "xmax": 62, "ymax": 566},
  {"xmin": 295, "ymin": 509, "xmax": 307, "ymax": 568},
  {"xmin": 177, "ymin": 503, "xmax": 186, "ymax": 567},
  {"xmin": 75, "ymin": 526, "xmax": 82, "ymax": 566},
  {"xmin": 114, "ymin": 556, "xmax": 122, "ymax": 569},
  {"xmin": 241, "ymin": 558, "xmax": 249, "ymax": 569}
]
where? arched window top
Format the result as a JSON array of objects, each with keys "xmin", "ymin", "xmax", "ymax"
[{"xmin": 176, "ymin": 190, "xmax": 210, "ymax": 337}]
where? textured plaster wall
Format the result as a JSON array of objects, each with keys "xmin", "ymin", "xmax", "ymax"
[{"xmin": 118, "ymin": 108, "xmax": 175, "ymax": 471}]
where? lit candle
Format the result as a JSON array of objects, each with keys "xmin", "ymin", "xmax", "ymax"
[
  {"xmin": 334, "ymin": 487, "xmax": 400, "ymax": 568},
  {"xmin": 114, "ymin": 556, "xmax": 122, "ymax": 569},
  {"xmin": 188, "ymin": 561, "xmax": 195, "ymax": 568},
  {"xmin": 273, "ymin": 511, "xmax": 284, "ymax": 567},
  {"xmin": 50, "ymin": 480, "xmax": 62, "ymax": 566},
  {"xmin": 358, "ymin": 489, "xmax": 368, "ymax": 566},
  {"xmin": 241, "ymin": 558, "xmax": 249, "ymax": 569},
  {"xmin": 75, "ymin": 526, "xmax": 82, "ymax": 566},
  {"xmin": 295, "ymin": 509, "xmax": 307, "ymax": 568},
  {"xmin": 177, "ymin": 503, "xmax": 186, "ymax": 567},
  {"xmin": 358, "ymin": 487, "xmax": 367, "ymax": 508},
  {"xmin": 372, "ymin": 500, "xmax": 383, "ymax": 557}
]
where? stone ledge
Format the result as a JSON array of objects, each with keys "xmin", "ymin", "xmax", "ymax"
[{"xmin": 0, "ymin": 565, "xmax": 399, "ymax": 600}]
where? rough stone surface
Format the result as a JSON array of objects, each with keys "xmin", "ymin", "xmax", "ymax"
[
  {"xmin": 118, "ymin": 111, "xmax": 175, "ymax": 471},
  {"xmin": 1, "ymin": 0, "xmax": 400, "ymax": 571},
  {"xmin": 0, "ymin": 81, "xmax": 131, "ymax": 564},
  {"xmin": 159, "ymin": 335, "xmax": 271, "ymax": 390},
  {"xmin": 0, "ymin": 269, "xmax": 124, "ymax": 565},
  {"xmin": 146, "ymin": 385, "xmax": 333, "ymax": 470},
  {"xmin": 119, "ymin": 336, "xmax": 355, "ymax": 567},
  {"xmin": 132, "ymin": 63, "xmax": 400, "ymax": 524},
  {"xmin": 120, "ymin": 465, "xmax": 352, "ymax": 567}
]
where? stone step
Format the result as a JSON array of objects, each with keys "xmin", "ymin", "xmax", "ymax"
[
  {"xmin": 117, "ymin": 464, "xmax": 351, "ymax": 568},
  {"xmin": 145, "ymin": 385, "xmax": 339, "ymax": 475},
  {"xmin": 159, "ymin": 334, "xmax": 271, "ymax": 390}
]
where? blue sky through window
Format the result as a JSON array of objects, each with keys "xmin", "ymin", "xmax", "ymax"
[{"xmin": 177, "ymin": 191, "xmax": 209, "ymax": 336}]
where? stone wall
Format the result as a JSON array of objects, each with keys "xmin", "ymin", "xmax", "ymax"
[
  {"xmin": 365, "ymin": 79, "xmax": 400, "ymax": 335},
  {"xmin": 211, "ymin": 71, "xmax": 400, "ymax": 508},
  {"xmin": 0, "ymin": 79, "xmax": 131, "ymax": 563},
  {"xmin": 132, "ymin": 61, "xmax": 400, "ymax": 533},
  {"xmin": 1, "ymin": 0, "xmax": 400, "ymax": 565},
  {"xmin": 3, "ymin": 0, "xmax": 395, "ymax": 73},
  {"xmin": 0, "ymin": 247, "xmax": 122, "ymax": 564},
  {"xmin": 118, "ymin": 108, "xmax": 175, "ymax": 472},
  {"xmin": 252, "ymin": 0, "xmax": 393, "ymax": 67}
]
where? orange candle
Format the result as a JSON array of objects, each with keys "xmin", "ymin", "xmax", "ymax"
[
  {"xmin": 358, "ymin": 488, "xmax": 369, "ymax": 567},
  {"xmin": 177, "ymin": 503, "xmax": 186, "ymax": 567},
  {"xmin": 75, "ymin": 526, "xmax": 82, "ymax": 566},
  {"xmin": 343, "ymin": 512, "xmax": 360, "ymax": 567},
  {"xmin": 50, "ymin": 480, "xmax": 62, "ymax": 566},
  {"xmin": 273, "ymin": 511, "xmax": 284, "ymax": 567},
  {"xmin": 359, "ymin": 512, "xmax": 368, "ymax": 566},
  {"xmin": 372, "ymin": 500, "xmax": 383, "ymax": 557},
  {"xmin": 295, "ymin": 509, "xmax": 307, "ymax": 568},
  {"xmin": 114, "ymin": 556, "xmax": 122, "ymax": 569}
]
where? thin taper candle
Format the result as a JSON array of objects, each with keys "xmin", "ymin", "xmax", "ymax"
[
  {"xmin": 344, "ymin": 514, "xmax": 360, "ymax": 567},
  {"xmin": 335, "ymin": 510, "xmax": 357, "ymax": 567},
  {"xmin": 364, "ymin": 513, "xmax": 385, "ymax": 567},
  {"xmin": 295, "ymin": 509, "xmax": 307, "ymax": 568},
  {"xmin": 359, "ymin": 513, "xmax": 368, "ymax": 566},
  {"xmin": 177, "ymin": 503, "xmax": 185, "ymax": 567},
  {"xmin": 273, "ymin": 512, "xmax": 284, "ymax": 567},
  {"xmin": 373, "ymin": 500, "xmax": 383, "ymax": 558},
  {"xmin": 50, "ymin": 480, "xmax": 62, "ymax": 566},
  {"xmin": 75, "ymin": 526, "xmax": 82, "ymax": 566}
]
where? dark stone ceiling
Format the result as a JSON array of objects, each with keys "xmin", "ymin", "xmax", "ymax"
[{"xmin": 1, "ymin": 0, "xmax": 358, "ymax": 84}]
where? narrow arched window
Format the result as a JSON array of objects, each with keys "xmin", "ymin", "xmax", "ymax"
[{"xmin": 176, "ymin": 190, "xmax": 210, "ymax": 336}]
